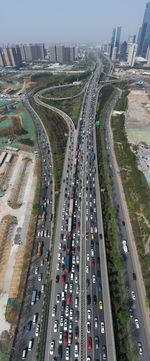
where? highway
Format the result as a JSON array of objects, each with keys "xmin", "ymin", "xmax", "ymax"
[
  {"xmin": 10, "ymin": 96, "xmax": 55, "ymax": 361},
  {"xmin": 35, "ymin": 59, "xmax": 116, "ymax": 361},
  {"xmin": 103, "ymin": 88, "xmax": 150, "ymax": 360}
]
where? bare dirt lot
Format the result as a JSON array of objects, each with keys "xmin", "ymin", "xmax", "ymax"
[
  {"xmin": 125, "ymin": 89, "xmax": 150, "ymax": 145},
  {"xmin": 0, "ymin": 148, "xmax": 37, "ymax": 334}
]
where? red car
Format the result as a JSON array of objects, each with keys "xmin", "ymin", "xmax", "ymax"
[
  {"xmin": 66, "ymin": 293, "xmax": 71, "ymax": 305},
  {"xmin": 61, "ymin": 274, "xmax": 66, "ymax": 284},
  {"xmin": 91, "ymin": 258, "xmax": 95, "ymax": 267},
  {"xmin": 63, "ymin": 331, "xmax": 68, "ymax": 346},
  {"xmin": 87, "ymin": 337, "xmax": 92, "ymax": 351},
  {"xmin": 76, "ymin": 246, "xmax": 80, "ymax": 253}
]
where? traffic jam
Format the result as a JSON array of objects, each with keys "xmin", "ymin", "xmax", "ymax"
[{"xmin": 49, "ymin": 65, "xmax": 107, "ymax": 361}]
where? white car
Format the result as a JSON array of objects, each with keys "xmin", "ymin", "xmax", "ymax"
[
  {"xmin": 87, "ymin": 321, "xmax": 91, "ymax": 333},
  {"xmin": 35, "ymin": 266, "xmax": 39, "ymax": 275},
  {"xmin": 74, "ymin": 343, "xmax": 79, "ymax": 358},
  {"xmin": 50, "ymin": 340, "xmax": 55, "ymax": 355},
  {"xmin": 64, "ymin": 318, "xmax": 68, "ymax": 331},
  {"xmin": 94, "ymin": 317, "xmax": 98, "ymax": 328},
  {"xmin": 38, "ymin": 273, "xmax": 42, "ymax": 282},
  {"xmin": 56, "ymin": 293, "xmax": 61, "ymax": 303},
  {"xmin": 135, "ymin": 318, "xmax": 140, "ymax": 329},
  {"xmin": 65, "ymin": 346, "xmax": 70, "ymax": 361},
  {"xmin": 87, "ymin": 309, "xmax": 91, "ymax": 320},
  {"xmin": 75, "ymin": 275, "xmax": 78, "ymax": 283},
  {"xmin": 69, "ymin": 308, "xmax": 73, "ymax": 320},
  {"xmin": 35, "ymin": 323, "xmax": 40, "ymax": 336},
  {"xmin": 86, "ymin": 266, "xmax": 89, "ymax": 274},
  {"xmin": 92, "ymin": 274, "xmax": 96, "ymax": 283},
  {"xmin": 122, "ymin": 240, "xmax": 128, "ymax": 253},
  {"xmin": 65, "ymin": 305, "xmax": 70, "ymax": 317},
  {"xmin": 131, "ymin": 291, "xmax": 136, "ymax": 301},
  {"xmin": 62, "ymin": 291, "xmax": 65, "ymax": 301},
  {"xmin": 87, "ymin": 253, "xmax": 90, "ymax": 261},
  {"xmin": 53, "ymin": 320, "xmax": 58, "ymax": 332},
  {"xmin": 57, "ymin": 262, "xmax": 60, "ymax": 271},
  {"xmin": 52, "ymin": 306, "xmax": 56, "ymax": 317},
  {"xmin": 60, "ymin": 316, "xmax": 64, "ymax": 327},
  {"xmin": 59, "ymin": 331, "xmax": 63, "ymax": 344},
  {"xmin": 64, "ymin": 283, "xmax": 69, "ymax": 292},
  {"xmin": 69, "ymin": 283, "xmax": 73, "ymax": 293},
  {"xmin": 101, "ymin": 322, "xmax": 105, "ymax": 334},
  {"xmin": 69, "ymin": 320, "xmax": 73, "ymax": 334},
  {"xmin": 68, "ymin": 333, "xmax": 72, "ymax": 345}
]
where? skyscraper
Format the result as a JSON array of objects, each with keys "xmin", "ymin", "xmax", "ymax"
[
  {"xmin": 120, "ymin": 41, "xmax": 127, "ymax": 60},
  {"xmin": 138, "ymin": 2, "xmax": 150, "ymax": 57},
  {"xmin": 127, "ymin": 43, "xmax": 138, "ymax": 67},
  {"xmin": 110, "ymin": 26, "xmax": 121, "ymax": 59}
]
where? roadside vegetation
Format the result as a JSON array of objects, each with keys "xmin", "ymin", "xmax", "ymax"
[
  {"xmin": 96, "ymin": 85, "xmax": 138, "ymax": 360},
  {"xmin": 43, "ymin": 80, "xmax": 86, "ymax": 99},
  {"xmin": 111, "ymin": 90, "xmax": 150, "ymax": 305}
]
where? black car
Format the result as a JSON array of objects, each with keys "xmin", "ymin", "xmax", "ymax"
[
  {"xmin": 56, "ymin": 275, "xmax": 59, "ymax": 283},
  {"xmin": 86, "ymin": 279, "xmax": 90, "ymax": 288},
  {"xmin": 133, "ymin": 272, "xmax": 136, "ymax": 280},
  {"xmin": 102, "ymin": 345, "xmax": 107, "ymax": 360},
  {"xmin": 75, "ymin": 326, "xmax": 79, "ymax": 338},
  {"xmin": 87, "ymin": 294, "xmax": 91, "ymax": 305},
  {"xmin": 61, "ymin": 300, "xmax": 66, "ymax": 312},
  {"xmin": 58, "ymin": 345, "xmax": 62, "ymax": 359},
  {"xmin": 93, "ymin": 294, "xmax": 97, "ymax": 305},
  {"xmin": 75, "ymin": 311, "xmax": 79, "ymax": 322},
  {"xmin": 24, "ymin": 320, "xmax": 32, "ymax": 332}
]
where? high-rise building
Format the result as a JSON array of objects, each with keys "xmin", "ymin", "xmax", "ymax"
[
  {"xmin": 120, "ymin": 41, "xmax": 127, "ymax": 60},
  {"xmin": 0, "ymin": 48, "xmax": 6, "ymax": 66},
  {"xmin": 19, "ymin": 43, "xmax": 45, "ymax": 62},
  {"xmin": 49, "ymin": 45, "xmax": 57, "ymax": 63},
  {"xmin": 56, "ymin": 45, "xmax": 64, "ymax": 63},
  {"xmin": 138, "ymin": 2, "xmax": 150, "ymax": 57},
  {"xmin": 127, "ymin": 43, "xmax": 138, "ymax": 67},
  {"xmin": 110, "ymin": 26, "xmax": 121, "ymax": 59},
  {"xmin": 146, "ymin": 46, "xmax": 150, "ymax": 65}
]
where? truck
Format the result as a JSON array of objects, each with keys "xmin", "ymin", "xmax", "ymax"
[
  {"xmin": 68, "ymin": 217, "xmax": 72, "ymax": 235},
  {"xmin": 69, "ymin": 198, "xmax": 74, "ymax": 217},
  {"xmin": 64, "ymin": 254, "xmax": 72, "ymax": 273},
  {"xmin": 66, "ymin": 236, "xmax": 72, "ymax": 254},
  {"xmin": 37, "ymin": 241, "xmax": 43, "ymax": 257},
  {"xmin": 31, "ymin": 290, "xmax": 37, "ymax": 305}
]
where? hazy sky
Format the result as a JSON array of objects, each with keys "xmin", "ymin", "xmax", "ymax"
[{"xmin": 0, "ymin": 0, "xmax": 148, "ymax": 44}]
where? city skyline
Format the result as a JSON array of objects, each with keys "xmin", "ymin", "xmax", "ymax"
[{"xmin": 0, "ymin": 0, "xmax": 148, "ymax": 44}]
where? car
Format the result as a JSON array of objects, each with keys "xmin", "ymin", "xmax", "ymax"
[
  {"xmin": 122, "ymin": 240, "xmax": 128, "ymax": 253},
  {"xmin": 87, "ymin": 321, "xmax": 91, "ymax": 333},
  {"xmin": 87, "ymin": 337, "xmax": 92, "ymax": 351},
  {"xmin": 66, "ymin": 293, "xmax": 71, "ymax": 305},
  {"xmin": 137, "ymin": 342, "xmax": 143, "ymax": 356},
  {"xmin": 99, "ymin": 300, "xmax": 103, "ymax": 310},
  {"xmin": 128, "ymin": 307, "xmax": 134, "ymax": 318},
  {"xmin": 69, "ymin": 283, "xmax": 73, "ymax": 293},
  {"xmin": 75, "ymin": 275, "xmax": 78, "ymax": 283},
  {"xmin": 65, "ymin": 305, "xmax": 70, "ymax": 317},
  {"xmin": 56, "ymin": 275, "xmax": 59, "ymax": 283},
  {"xmin": 65, "ymin": 346, "xmax": 70, "ymax": 361},
  {"xmin": 68, "ymin": 320, "xmax": 73, "ymax": 334},
  {"xmin": 38, "ymin": 273, "xmax": 42, "ymax": 281},
  {"xmin": 69, "ymin": 308, "xmax": 73, "ymax": 320},
  {"xmin": 52, "ymin": 305, "xmax": 57, "ymax": 317},
  {"xmin": 33, "ymin": 313, "xmax": 38, "ymax": 326},
  {"xmin": 75, "ymin": 297, "xmax": 79, "ymax": 308},
  {"xmin": 59, "ymin": 331, "xmax": 63, "ymax": 344},
  {"xmin": 35, "ymin": 323, "xmax": 40, "ymax": 336},
  {"xmin": 102, "ymin": 345, "xmax": 107, "ymax": 360},
  {"xmin": 61, "ymin": 274, "xmax": 65, "ymax": 284},
  {"xmin": 57, "ymin": 263, "xmax": 60, "ymax": 271},
  {"xmin": 64, "ymin": 318, "xmax": 68, "ymax": 331},
  {"xmin": 61, "ymin": 300, "xmax": 66, "ymax": 312},
  {"xmin": 35, "ymin": 266, "xmax": 39, "ymax": 275},
  {"xmin": 64, "ymin": 283, "xmax": 69, "ymax": 292},
  {"xmin": 101, "ymin": 322, "xmax": 105, "ymax": 334},
  {"xmin": 135, "ymin": 318, "xmax": 140, "ymax": 329},
  {"xmin": 70, "ymin": 273, "xmax": 74, "ymax": 281},
  {"xmin": 24, "ymin": 320, "xmax": 32, "ymax": 332},
  {"xmin": 131, "ymin": 291, "xmax": 136, "ymax": 301},
  {"xmin": 122, "ymin": 220, "xmax": 125, "ymax": 226},
  {"xmin": 86, "ymin": 279, "xmax": 90, "ymax": 288},
  {"xmin": 93, "ymin": 294, "xmax": 97, "ymax": 305},
  {"xmin": 133, "ymin": 272, "xmax": 137, "ymax": 280},
  {"xmin": 76, "ymin": 284, "xmax": 80, "ymax": 294},
  {"xmin": 92, "ymin": 274, "xmax": 96, "ymax": 283},
  {"xmin": 94, "ymin": 317, "xmax": 98, "ymax": 328},
  {"xmin": 60, "ymin": 316, "xmax": 64, "ymax": 327},
  {"xmin": 50, "ymin": 340, "xmax": 55, "ymax": 355},
  {"xmin": 87, "ymin": 358, "xmax": 91, "ymax": 361},
  {"xmin": 75, "ymin": 325, "xmax": 79, "ymax": 339},
  {"xmin": 41, "ymin": 284, "xmax": 45, "ymax": 293},
  {"xmin": 74, "ymin": 343, "xmax": 79, "ymax": 358},
  {"xmin": 63, "ymin": 331, "xmax": 68, "ymax": 346},
  {"xmin": 68, "ymin": 333, "xmax": 72, "ymax": 345},
  {"xmin": 86, "ymin": 266, "xmax": 89, "ymax": 273},
  {"xmin": 56, "ymin": 293, "xmax": 61, "ymax": 303},
  {"xmin": 87, "ymin": 295, "xmax": 91, "ymax": 305},
  {"xmin": 95, "ymin": 336, "xmax": 99, "ymax": 349},
  {"xmin": 75, "ymin": 310, "xmax": 79, "ymax": 322},
  {"xmin": 54, "ymin": 320, "xmax": 58, "ymax": 332},
  {"xmin": 58, "ymin": 345, "xmax": 63, "ymax": 359},
  {"xmin": 21, "ymin": 349, "xmax": 27, "ymax": 360},
  {"xmin": 87, "ymin": 309, "xmax": 91, "ymax": 320},
  {"xmin": 40, "ymin": 259, "xmax": 44, "ymax": 266}
]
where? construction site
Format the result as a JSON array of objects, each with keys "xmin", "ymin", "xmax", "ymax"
[{"xmin": 0, "ymin": 147, "xmax": 37, "ymax": 335}]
